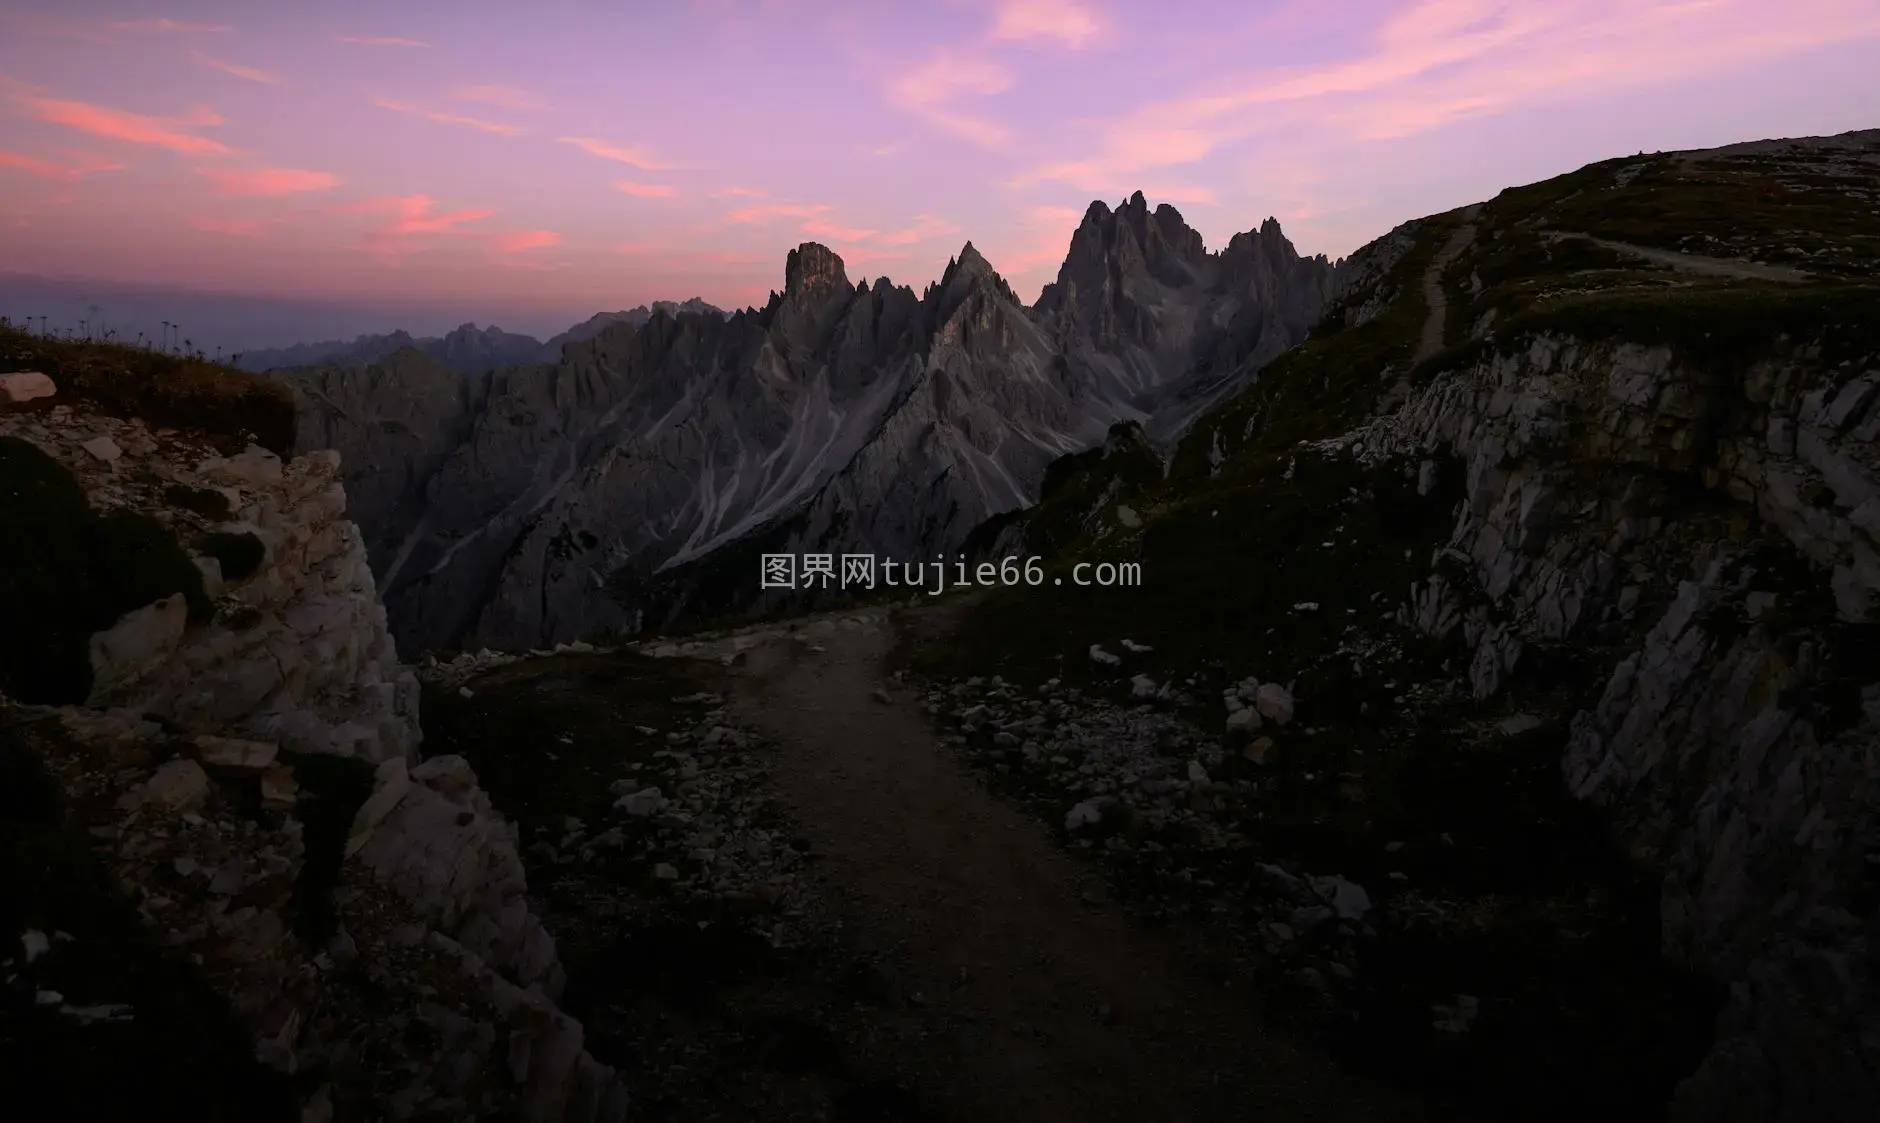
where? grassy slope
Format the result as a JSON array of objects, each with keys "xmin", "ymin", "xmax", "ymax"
[{"xmin": 0, "ymin": 323, "xmax": 297, "ymax": 459}]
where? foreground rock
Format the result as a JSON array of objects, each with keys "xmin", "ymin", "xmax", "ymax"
[{"xmin": 0, "ymin": 394, "xmax": 627, "ymax": 1120}]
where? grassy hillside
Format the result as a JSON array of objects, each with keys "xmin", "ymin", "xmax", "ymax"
[{"xmin": 0, "ymin": 322, "xmax": 297, "ymax": 459}]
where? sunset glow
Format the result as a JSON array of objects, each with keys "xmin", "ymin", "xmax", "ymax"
[{"xmin": 1, "ymin": 0, "xmax": 1875, "ymax": 332}]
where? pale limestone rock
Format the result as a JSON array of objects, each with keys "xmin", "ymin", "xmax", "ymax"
[
  {"xmin": 346, "ymin": 757, "xmax": 411, "ymax": 857},
  {"xmin": 189, "ymin": 734, "xmax": 279, "ymax": 772},
  {"xmin": 140, "ymin": 758, "xmax": 210, "ymax": 814},
  {"xmin": 81, "ymin": 435, "xmax": 122, "ymax": 461},
  {"xmin": 1253, "ymin": 682, "xmax": 1294, "ymax": 726},
  {"xmin": 0, "ymin": 371, "xmax": 55, "ymax": 402},
  {"xmin": 259, "ymin": 764, "xmax": 298, "ymax": 809},
  {"xmin": 87, "ymin": 593, "xmax": 188, "ymax": 703}
]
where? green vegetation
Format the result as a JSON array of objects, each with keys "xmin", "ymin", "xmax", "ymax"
[
  {"xmin": 0, "ymin": 322, "xmax": 297, "ymax": 458},
  {"xmin": 1510, "ymin": 152, "xmax": 1880, "ymax": 276},
  {"xmin": 1478, "ymin": 280, "xmax": 1880, "ymax": 370},
  {"xmin": 0, "ymin": 437, "xmax": 209, "ymax": 705}
]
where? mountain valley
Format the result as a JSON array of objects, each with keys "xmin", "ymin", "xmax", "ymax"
[{"xmin": 3, "ymin": 126, "xmax": 1878, "ymax": 1123}]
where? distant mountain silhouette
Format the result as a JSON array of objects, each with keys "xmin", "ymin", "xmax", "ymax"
[{"xmin": 235, "ymin": 300, "xmax": 728, "ymax": 375}]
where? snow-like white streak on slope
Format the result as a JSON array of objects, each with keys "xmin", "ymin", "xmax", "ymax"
[
  {"xmin": 660, "ymin": 366, "xmax": 908, "ymax": 569},
  {"xmin": 422, "ymin": 459, "xmax": 582, "ymax": 578}
]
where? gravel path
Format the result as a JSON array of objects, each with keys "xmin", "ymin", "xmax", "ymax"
[{"xmin": 721, "ymin": 607, "xmax": 1440, "ymax": 1123}]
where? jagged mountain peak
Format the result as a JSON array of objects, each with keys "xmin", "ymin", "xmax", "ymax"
[{"xmin": 784, "ymin": 242, "xmax": 850, "ymax": 300}]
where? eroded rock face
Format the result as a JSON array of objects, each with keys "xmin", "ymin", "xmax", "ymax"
[
  {"xmin": 284, "ymin": 209, "xmax": 1337, "ymax": 655},
  {"xmin": 1344, "ymin": 332, "xmax": 1880, "ymax": 1120},
  {"xmin": 0, "ymin": 399, "xmax": 627, "ymax": 1121}
]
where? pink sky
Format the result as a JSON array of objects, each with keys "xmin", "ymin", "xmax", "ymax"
[{"xmin": 1, "ymin": 0, "xmax": 1876, "ymax": 322}]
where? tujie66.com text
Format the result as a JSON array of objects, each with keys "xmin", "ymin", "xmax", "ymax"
[{"xmin": 759, "ymin": 553, "xmax": 1141, "ymax": 593}]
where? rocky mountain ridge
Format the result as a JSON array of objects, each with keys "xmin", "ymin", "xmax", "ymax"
[
  {"xmin": 285, "ymin": 197, "xmax": 1336, "ymax": 656},
  {"xmin": 234, "ymin": 300, "xmax": 729, "ymax": 376}
]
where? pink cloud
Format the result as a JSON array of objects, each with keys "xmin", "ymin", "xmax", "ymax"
[
  {"xmin": 801, "ymin": 219, "xmax": 880, "ymax": 242},
  {"xmin": 886, "ymin": 50, "xmax": 1013, "ymax": 149},
  {"xmin": 874, "ymin": 213, "xmax": 960, "ymax": 247},
  {"xmin": 108, "ymin": 18, "xmax": 230, "ymax": 34},
  {"xmin": 335, "ymin": 35, "xmax": 430, "ymax": 47},
  {"xmin": 724, "ymin": 202, "xmax": 831, "ymax": 223},
  {"xmin": 192, "ymin": 216, "xmax": 280, "ymax": 237},
  {"xmin": 559, "ymin": 136, "xmax": 686, "ymax": 170},
  {"xmin": 1017, "ymin": 0, "xmax": 1880, "ymax": 186},
  {"xmin": 712, "ymin": 186, "xmax": 769, "ymax": 198},
  {"xmin": 194, "ymin": 52, "xmax": 280, "ymax": 84},
  {"xmin": 452, "ymin": 84, "xmax": 550, "ymax": 110},
  {"xmin": 337, "ymin": 194, "xmax": 495, "ymax": 257},
  {"xmin": 989, "ymin": 0, "xmax": 1108, "ymax": 49},
  {"xmin": 373, "ymin": 98, "xmax": 522, "ymax": 135},
  {"xmin": 15, "ymin": 96, "xmax": 231, "ymax": 155},
  {"xmin": 201, "ymin": 166, "xmax": 340, "ymax": 197},
  {"xmin": 616, "ymin": 180, "xmax": 677, "ymax": 198},
  {"xmin": 0, "ymin": 149, "xmax": 124, "ymax": 182},
  {"xmin": 490, "ymin": 229, "xmax": 562, "ymax": 253}
]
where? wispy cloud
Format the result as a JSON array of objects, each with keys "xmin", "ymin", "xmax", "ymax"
[
  {"xmin": 723, "ymin": 202, "xmax": 831, "ymax": 223},
  {"xmin": 801, "ymin": 219, "xmax": 880, "ymax": 242},
  {"xmin": 559, "ymin": 136, "xmax": 688, "ymax": 170},
  {"xmin": 335, "ymin": 35, "xmax": 429, "ymax": 47},
  {"xmin": 711, "ymin": 186, "xmax": 769, "ymax": 198},
  {"xmin": 334, "ymin": 193, "xmax": 495, "ymax": 259},
  {"xmin": 988, "ymin": 0, "xmax": 1108, "ymax": 49},
  {"xmin": 201, "ymin": 166, "xmax": 340, "ymax": 197},
  {"xmin": 0, "ymin": 149, "xmax": 124, "ymax": 182},
  {"xmin": 108, "ymin": 18, "xmax": 230, "ymax": 34},
  {"xmin": 886, "ymin": 50, "xmax": 1013, "ymax": 149},
  {"xmin": 490, "ymin": 229, "xmax": 562, "ymax": 253},
  {"xmin": 1016, "ymin": 0, "xmax": 1880, "ymax": 187},
  {"xmin": 616, "ymin": 180, "xmax": 678, "ymax": 198},
  {"xmin": 875, "ymin": 213, "xmax": 960, "ymax": 246},
  {"xmin": 451, "ymin": 84, "xmax": 550, "ymax": 110},
  {"xmin": 192, "ymin": 215, "xmax": 280, "ymax": 237},
  {"xmin": 14, "ymin": 95, "xmax": 231, "ymax": 155},
  {"xmin": 194, "ymin": 52, "xmax": 281, "ymax": 84},
  {"xmin": 373, "ymin": 98, "xmax": 522, "ymax": 136}
]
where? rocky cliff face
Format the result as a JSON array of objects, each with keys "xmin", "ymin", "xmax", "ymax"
[
  {"xmin": 944, "ymin": 130, "xmax": 1880, "ymax": 1121},
  {"xmin": 282, "ymin": 203, "xmax": 1335, "ymax": 656},
  {"xmin": 0, "ymin": 373, "xmax": 628, "ymax": 1121},
  {"xmin": 1360, "ymin": 329, "xmax": 1880, "ymax": 1121}
]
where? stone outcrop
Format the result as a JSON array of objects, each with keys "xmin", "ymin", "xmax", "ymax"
[
  {"xmin": 1341, "ymin": 332, "xmax": 1880, "ymax": 1120},
  {"xmin": 281, "ymin": 205, "xmax": 1336, "ymax": 655},
  {"xmin": 0, "ymin": 387, "xmax": 628, "ymax": 1120}
]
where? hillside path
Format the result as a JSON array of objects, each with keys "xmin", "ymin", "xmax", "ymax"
[
  {"xmin": 718, "ymin": 605, "xmax": 1444, "ymax": 1123},
  {"xmin": 1414, "ymin": 206, "xmax": 1482, "ymax": 364},
  {"xmin": 1553, "ymin": 232, "xmax": 1814, "ymax": 282}
]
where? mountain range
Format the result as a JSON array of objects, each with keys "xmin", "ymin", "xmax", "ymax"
[
  {"xmin": 236, "ymin": 299, "xmax": 729, "ymax": 375},
  {"xmin": 281, "ymin": 194, "xmax": 1336, "ymax": 656}
]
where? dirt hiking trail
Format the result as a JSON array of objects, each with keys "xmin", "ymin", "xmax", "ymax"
[{"xmin": 720, "ymin": 605, "xmax": 1447, "ymax": 1123}]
